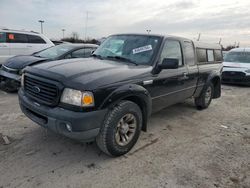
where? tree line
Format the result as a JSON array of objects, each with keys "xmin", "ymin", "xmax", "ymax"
[{"xmin": 61, "ymin": 32, "xmax": 99, "ymax": 44}]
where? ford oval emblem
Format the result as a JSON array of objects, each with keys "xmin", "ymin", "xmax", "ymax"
[{"xmin": 32, "ymin": 86, "xmax": 41, "ymax": 93}]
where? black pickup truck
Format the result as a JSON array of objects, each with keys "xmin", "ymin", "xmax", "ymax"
[{"xmin": 18, "ymin": 34, "xmax": 223, "ymax": 156}]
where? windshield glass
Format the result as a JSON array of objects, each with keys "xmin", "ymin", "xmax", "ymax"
[
  {"xmin": 94, "ymin": 35, "xmax": 161, "ymax": 65},
  {"xmin": 224, "ymin": 51, "xmax": 250, "ymax": 63},
  {"xmin": 35, "ymin": 45, "xmax": 75, "ymax": 59}
]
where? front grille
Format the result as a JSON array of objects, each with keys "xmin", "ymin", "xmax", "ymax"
[
  {"xmin": 222, "ymin": 71, "xmax": 245, "ymax": 79},
  {"xmin": 24, "ymin": 74, "xmax": 60, "ymax": 106}
]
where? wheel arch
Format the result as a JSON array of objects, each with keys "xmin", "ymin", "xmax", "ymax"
[
  {"xmin": 99, "ymin": 84, "xmax": 152, "ymax": 132},
  {"xmin": 210, "ymin": 76, "xmax": 221, "ymax": 98}
]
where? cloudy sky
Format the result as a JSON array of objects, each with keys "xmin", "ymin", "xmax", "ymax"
[{"xmin": 1, "ymin": 0, "xmax": 250, "ymax": 46}]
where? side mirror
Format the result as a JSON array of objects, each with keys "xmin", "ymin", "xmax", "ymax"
[{"xmin": 159, "ymin": 58, "xmax": 179, "ymax": 69}]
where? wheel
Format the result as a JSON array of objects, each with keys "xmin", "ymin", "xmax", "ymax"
[
  {"xmin": 195, "ymin": 82, "xmax": 214, "ymax": 110},
  {"xmin": 0, "ymin": 79, "xmax": 19, "ymax": 93},
  {"xmin": 96, "ymin": 100, "xmax": 142, "ymax": 156}
]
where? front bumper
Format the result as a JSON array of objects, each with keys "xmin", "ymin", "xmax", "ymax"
[
  {"xmin": 18, "ymin": 89, "xmax": 107, "ymax": 142},
  {"xmin": 0, "ymin": 69, "xmax": 21, "ymax": 81},
  {"xmin": 222, "ymin": 71, "xmax": 250, "ymax": 85}
]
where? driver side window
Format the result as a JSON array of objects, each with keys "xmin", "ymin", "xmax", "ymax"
[
  {"xmin": 160, "ymin": 40, "xmax": 183, "ymax": 66},
  {"xmin": 65, "ymin": 48, "xmax": 94, "ymax": 59}
]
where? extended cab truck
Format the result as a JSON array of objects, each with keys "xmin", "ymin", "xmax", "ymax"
[{"xmin": 18, "ymin": 34, "xmax": 223, "ymax": 156}]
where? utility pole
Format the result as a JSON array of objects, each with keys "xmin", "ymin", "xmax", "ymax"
[
  {"xmin": 62, "ymin": 29, "xmax": 65, "ymax": 39},
  {"xmin": 84, "ymin": 11, "xmax": 89, "ymax": 41},
  {"xmin": 197, "ymin": 33, "xmax": 201, "ymax": 41},
  {"xmin": 219, "ymin": 38, "xmax": 222, "ymax": 44},
  {"xmin": 146, "ymin": 29, "xmax": 151, "ymax": 34},
  {"xmin": 38, "ymin": 20, "xmax": 45, "ymax": 34}
]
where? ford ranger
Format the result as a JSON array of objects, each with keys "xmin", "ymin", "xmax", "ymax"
[{"xmin": 18, "ymin": 34, "xmax": 223, "ymax": 156}]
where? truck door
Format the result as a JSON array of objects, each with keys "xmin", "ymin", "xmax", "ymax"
[
  {"xmin": 182, "ymin": 40, "xmax": 199, "ymax": 97},
  {"xmin": 146, "ymin": 39, "xmax": 190, "ymax": 112}
]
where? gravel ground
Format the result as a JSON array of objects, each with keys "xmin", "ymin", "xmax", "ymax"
[{"xmin": 0, "ymin": 85, "xmax": 249, "ymax": 188}]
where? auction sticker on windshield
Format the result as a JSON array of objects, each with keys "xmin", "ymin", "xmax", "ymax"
[{"xmin": 132, "ymin": 45, "xmax": 152, "ymax": 54}]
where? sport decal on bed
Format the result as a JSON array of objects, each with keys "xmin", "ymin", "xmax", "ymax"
[{"xmin": 132, "ymin": 45, "xmax": 152, "ymax": 54}]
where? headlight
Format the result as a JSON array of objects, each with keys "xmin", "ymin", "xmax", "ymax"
[
  {"xmin": 60, "ymin": 88, "xmax": 94, "ymax": 107},
  {"xmin": 21, "ymin": 74, "xmax": 24, "ymax": 87},
  {"xmin": 245, "ymin": 69, "xmax": 250, "ymax": 73}
]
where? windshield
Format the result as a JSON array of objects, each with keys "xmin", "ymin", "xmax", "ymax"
[
  {"xmin": 93, "ymin": 35, "xmax": 161, "ymax": 65},
  {"xmin": 35, "ymin": 45, "xmax": 75, "ymax": 59},
  {"xmin": 224, "ymin": 51, "xmax": 250, "ymax": 63}
]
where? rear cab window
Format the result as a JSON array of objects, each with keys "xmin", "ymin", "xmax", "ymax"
[
  {"xmin": 196, "ymin": 48, "xmax": 222, "ymax": 64},
  {"xmin": 197, "ymin": 49, "xmax": 207, "ymax": 63},
  {"xmin": 214, "ymin": 50, "xmax": 223, "ymax": 61},
  {"xmin": 0, "ymin": 32, "xmax": 6, "ymax": 43},
  {"xmin": 207, "ymin": 50, "xmax": 215, "ymax": 62}
]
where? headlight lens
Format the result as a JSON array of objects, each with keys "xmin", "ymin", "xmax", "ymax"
[
  {"xmin": 60, "ymin": 88, "xmax": 94, "ymax": 107},
  {"xmin": 245, "ymin": 69, "xmax": 250, "ymax": 73}
]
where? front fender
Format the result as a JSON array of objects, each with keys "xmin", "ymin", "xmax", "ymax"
[{"xmin": 100, "ymin": 84, "xmax": 151, "ymax": 112}]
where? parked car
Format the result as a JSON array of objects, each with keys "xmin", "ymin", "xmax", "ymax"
[
  {"xmin": 222, "ymin": 51, "xmax": 228, "ymax": 58},
  {"xmin": 222, "ymin": 48, "xmax": 250, "ymax": 85},
  {"xmin": 0, "ymin": 28, "xmax": 54, "ymax": 64},
  {"xmin": 18, "ymin": 34, "xmax": 222, "ymax": 156},
  {"xmin": 0, "ymin": 43, "xmax": 98, "ymax": 92},
  {"xmin": 51, "ymin": 40, "xmax": 71, "ymax": 45}
]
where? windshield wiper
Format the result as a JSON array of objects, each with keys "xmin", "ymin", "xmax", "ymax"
[
  {"xmin": 34, "ymin": 54, "xmax": 42, "ymax": 58},
  {"xmin": 106, "ymin": 56, "xmax": 137, "ymax": 66},
  {"xmin": 92, "ymin": 54, "xmax": 103, "ymax": 59}
]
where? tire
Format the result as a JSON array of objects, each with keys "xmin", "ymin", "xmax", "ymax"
[
  {"xmin": 195, "ymin": 82, "xmax": 214, "ymax": 110},
  {"xmin": 0, "ymin": 79, "xmax": 19, "ymax": 93},
  {"xmin": 96, "ymin": 100, "xmax": 142, "ymax": 157}
]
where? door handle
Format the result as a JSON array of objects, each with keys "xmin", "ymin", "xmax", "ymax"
[
  {"xmin": 183, "ymin": 72, "xmax": 188, "ymax": 79},
  {"xmin": 27, "ymin": 45, "xmax": 33, "ymax": 47},
  {"xmin": 0, "ymin": 45, "xmax": 8, "ymax": 47},
  {"xmin": 178, "ymin": 72, "xmax": 189, "ymax": 81}
]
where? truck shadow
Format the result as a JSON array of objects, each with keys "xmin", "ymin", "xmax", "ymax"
[
  {"xmin": 13, "ymin": 99, "xmax": 196, "ymax": 158},
  {"xmin": 0, "ymin": 99, "xmax": 204, "ymax": 186}
]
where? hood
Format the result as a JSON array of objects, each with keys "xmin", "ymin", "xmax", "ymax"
[
  {"xmin": 223, "ymin": 61, "xmax": 250, "ymax": 69},
  {"xmin": 28, "ymin": 58, "xmax": 152, "ymax": 90},
  {"xmin": 4, "ymin": 55, "xmax": 49, "ymax": 70}
]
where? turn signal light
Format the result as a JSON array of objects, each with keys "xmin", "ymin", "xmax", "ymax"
[{"xmin": 82, "ymin": 93, "xmax": 94, "ymax": 106}]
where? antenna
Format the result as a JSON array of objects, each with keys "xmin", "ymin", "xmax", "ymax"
[
  {"xmin": 84, "ymin": 11, "xmax": 89, "ymax": 41},
  {"xmin": 197, "ymin": 33, "xmax": 201, "ymax": 41},
  {"xmin": 62, "ymin": 29, "xmax": 65, "ymax": 39}
]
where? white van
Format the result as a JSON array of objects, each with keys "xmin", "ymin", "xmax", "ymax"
[{"xmin": 0, "ymin": 29, "xmax": 54, "ymax": 64}]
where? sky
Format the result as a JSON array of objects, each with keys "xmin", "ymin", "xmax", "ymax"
[{"xmin": 1, "ymin": 0, "xmax": 250, "ymax": 47}]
